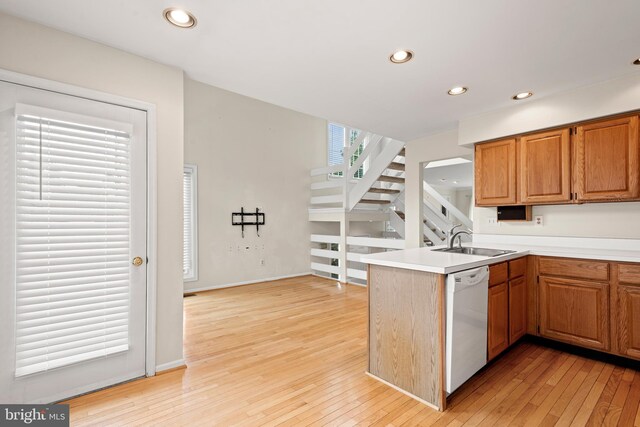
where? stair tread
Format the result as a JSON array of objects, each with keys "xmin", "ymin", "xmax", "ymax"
[
  {"xmin": 368, "ymin": 188, "xmax": 401, "ymax": 194},
  {"xmin": 387, "ymin": 162, "xmax": 405, "ymax": 171},
  {"xmin": 377, "ymin": 175, "xmax": 405, "ymax": 183},
  {"xmin": 395, "ymin": 211, "xmax": 406, "ymax": 219},
  {"xmin": 359, "ymin": 199, "xmax": 391, "ymax": 204},
  {"xmin": 399, "ymin": 148, "xmax": 405, "ymax": 156}
]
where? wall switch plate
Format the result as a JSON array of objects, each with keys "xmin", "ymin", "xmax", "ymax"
[{"xmin": 534, "ymin": 215, "xmax": 544, "ymax": 226}]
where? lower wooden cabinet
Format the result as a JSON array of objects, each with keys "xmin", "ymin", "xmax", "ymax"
[
  {"xmin": 509, "ymin": 276, "xmax": 527, "ymax": 344},
  {"xmin": 617, "ymin": 285, "xmax": 640, "ymax": 360},
  {"xmin": 539, "ymin": 276, "xmax": 610, "ymax": 351},
  {"xmin": 488, "ymin": 282, "xmax": 509, "ymax": 361}
]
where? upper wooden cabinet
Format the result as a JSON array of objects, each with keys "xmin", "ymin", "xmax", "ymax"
[
  {"xmin": 474, "ymin": 139, "xmax": 517, "ymax": 206},
  {"xmin": 574, "ymin": 116, "xmax": 639, "ymax": 201},
  {"xmin": 473, "ymin": 113, "xmax": 640, "ymax": 207},
  {"xmin": 519, "ymin": 129, "xmax": 572, "ymax": 204}
]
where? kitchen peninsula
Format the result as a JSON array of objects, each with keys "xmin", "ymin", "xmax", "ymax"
[{"xmin": 361, "ymin": 236, "xmax": 640, "ymax": 411}]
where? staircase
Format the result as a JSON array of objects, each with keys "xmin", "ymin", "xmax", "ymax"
[{"xmin": 309, "ymin": 127, "xmax": 471, "ymax": 284}]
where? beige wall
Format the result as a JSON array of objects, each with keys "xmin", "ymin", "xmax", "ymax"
[
  {"xmin": 458, "ymin": 73, "xmax": 640, "ymax": 146},
  {"xmin": 462, "ymin": 73, "xmax": 640, "ymax": 239},
  {"xmin": 405, "ymin": 130, "xmax": 472, "ymax": 248},
  {"xmin": 407, "ymin": 74, "xmax": 640, "ymax": 243},
  {"xmin": 183, "ymin": 78, "xmax": 327, "ymax": 291},
  {"xmin": 0, "ymin": 13, "xmax": 185, "ymax": 366}
]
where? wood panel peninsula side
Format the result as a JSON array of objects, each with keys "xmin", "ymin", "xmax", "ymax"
[{"xmin": 367, "ymin": 264, "xmax": 447, "ymax": 411}]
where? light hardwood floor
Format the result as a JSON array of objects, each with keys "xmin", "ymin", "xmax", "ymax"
[{"xmin": 64, "ymin": 275, "xmax": 640, "ymax": 426}]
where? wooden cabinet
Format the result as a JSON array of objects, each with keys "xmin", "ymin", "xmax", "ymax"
[
  {"xmin": 617, "ymin": 285, "xmax": 640, "ymax": 360},
  {"xmin": 473, "ymin": 113, "xmax": 640, "ymax": 207},
  {"xmin": 487, "ymin": 259, "xmax": 527, "ymax": 361},
  {"xmin": 539, "ymin": 276, "xmax": 610, "ymax": 351},
  {"xmin": 488, "ymin": 282, "xmax": 509, "ymax": 360},
  {"xmin": 509, "ymin": 276, "xmax": 527, "ymax": 344},
  {"xmin": 617, "ymin": 263, "xmax": 640, "ymax": 360},
  {"xmin": 519, "ymin": 128, "xmax": 572, "ymax": 204},
  {"xmin": 574, "ymin": 116, "xmax": 639, "ymax": 201},
  {"xmin": 531, "ymin": 257, "xmax": 640, "ymax": 361},
  {"xmin": 475, "ymin": 139, "xmax": 517, "ymax": 206}
]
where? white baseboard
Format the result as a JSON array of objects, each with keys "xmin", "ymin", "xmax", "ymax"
[
  {"xmin": 155, "ymin": 358, "xmax": 185, "ymax": 373},
  {"xmin": 310, "ymin": 273, "xmax": 367, "ymax": 287},
  {"xmin": 185, "ymin": 272, "xmax": 312, "ymax": 293}
]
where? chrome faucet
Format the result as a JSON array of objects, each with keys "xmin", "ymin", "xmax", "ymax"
[
  {"xmin": 449, "ymin": 230, "xmax": 472, "ymax": 249},
  {"xmin": 445, "ymin": 224, "xmax": 463, "ymax": 247}
]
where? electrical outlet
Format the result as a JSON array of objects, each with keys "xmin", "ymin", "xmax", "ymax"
[
  {"xmin": 260, "ymin": 259, "xmax": 265, "ymax": 266},
  {"xmin": 534, "ymin": 215, "xmax": 544, "ymax": 226},
  {"xmin": 488, "ymin": 218, "xmax": 498, "ymax": 225}
]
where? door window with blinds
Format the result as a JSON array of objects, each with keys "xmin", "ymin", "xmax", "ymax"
[
  {"xmin": 14, "ymin": 104, "xmax": 133, "ymax": 377},
  {"xmin": 0, "ymin": 79, "xmax": 146, "ymax": 404},
  {"xmin": 183, "ymin": 164, "xmax": 198, "ymax": 282}
]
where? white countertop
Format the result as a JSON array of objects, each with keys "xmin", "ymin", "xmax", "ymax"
[{"xmin": 360, "ymin": 238, "xmax": 640, "ymax": 275}]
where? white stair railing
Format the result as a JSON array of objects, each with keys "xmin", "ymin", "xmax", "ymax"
[
  {"xmin": 310, "ymin": 130, "xmax": 405, "ymax": 212},
  {"xmin": 310, "ymin": 234, "xmax": 405, "ymax": 285},
  {"xmin": 389, "ymin": 210, "xmax": 406, "ymax": 239},
  {"xmin": 347, "ymin": 138, "xmax": 405, "ymax": 211},
  {"xmin": 423, "ymin": 181, "xmax": 473, "ymax": 230}
]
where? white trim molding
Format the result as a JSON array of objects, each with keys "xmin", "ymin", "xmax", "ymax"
[
  {"xmin": 185, "ymin": 272, "xmax": 312, "ymax": 293},
  {"xmin": 156, "ymin": 359, "xmax": 186, "ymax": 373}
]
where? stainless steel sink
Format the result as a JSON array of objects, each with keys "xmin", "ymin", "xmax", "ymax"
[{"xmin": 432, "ymin": 247, "xmax": 516, "ymax": 257}]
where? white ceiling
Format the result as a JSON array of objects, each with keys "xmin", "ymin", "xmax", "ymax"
[
  {"xmin": 1, "ymin": 0, "xmax": 639, "ymax": 141},
  {"xmin": 424, "ymin": 162, "xmax": 473, "ymax": 189}
]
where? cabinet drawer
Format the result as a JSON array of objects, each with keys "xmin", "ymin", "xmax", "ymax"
[
  {"xmin": 538, "ymin": 257, "xmax": 609, "ymax": 282},
  {"xmin": 489, "ymin": 262, "xmax": 508, "ymax": 287},
  {"xmin": 618, "ymin": 264, "xmax": 640, "ymax": 286},
  {"xmin": 509, "ymin": 257, "xmax": 527, "ymax": 279}
]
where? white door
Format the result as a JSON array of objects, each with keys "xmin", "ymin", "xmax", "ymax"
[{"xmin": 0, "ymin": 79, "xmax": 148, "ymax": 403}]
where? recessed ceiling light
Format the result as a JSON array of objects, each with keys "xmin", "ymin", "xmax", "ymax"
[
  {"xmin": 163, "ymin": 8, "xmax": 197, "ymax": 28},
  {"xmin": 453, "ymin": 180, "xmax": 459, "ymax": 184},
  {"xmin": 448, "ymin": 86, "xmax": 468, "ymax": 96},
  {"xmin": 439, "ymin": 178, "xmax": 447, "ymax": 182},
  {"xmin": 634, "ymin": 58, "xmax": 640, "ymax": 65},
  {"xmin": 512, "ymin": 91, "xmax": 533, "ymax": 100},
  {"xmin": 390, "ymin": 50, "xmax": 413, "ymax": 64}
]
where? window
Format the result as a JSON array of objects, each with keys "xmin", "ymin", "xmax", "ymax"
[
  {"xmin": 183, "ymin": 165, "xmax": 198, "ymax": 282},
  {"xmin": 14, "ymin": 104, "xmax": 132, "ymax": 376},
  {"xmin": 327, "ymin": 123, "xmax": 364, "ymax": 179}
]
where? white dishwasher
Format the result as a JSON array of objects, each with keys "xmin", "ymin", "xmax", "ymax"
[{"xmin": 445, "ymin": 266, "xmax": 489, "ymax": 393}]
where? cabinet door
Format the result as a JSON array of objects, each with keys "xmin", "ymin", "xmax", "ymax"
[
  {"xmin": 475, "ymin": 139, "xmax": 517, "ymax": 206},
  {"xmin": 488, "ymin": 282, "xmax": 509, "ymax": 360},
  {"xmin": 509, "ymin": 276, "xmax": 527, "ymax": 344},
  {"xmin": 539, "ymin": 276, "xmax": 610, "ymax": 351},
  {"xmin": 519, "ymin": 129, "xmax": 572, "ymax": 203},
  {"xmin": 575, "ymin": 116, "xmax": 639, "ymax": 201},
  {"xmin": 618, "ymin": 285, "xmax": 640, "ymax": 360}
]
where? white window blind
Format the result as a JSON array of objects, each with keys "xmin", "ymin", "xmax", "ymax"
[
  {"xmin": 183, "ymin": 165, "xmax": 198, "ymax": 281},
  {"xmin": 328, "ymin": 123, "xmax": 345, "ymax": 167},
  {"xmin": 327, "ymin": 123, "xmax": 364, "ymax": 178},
  {"xmin": 14, "ymin": 104, "xmax": 132, "ymax": 377}
]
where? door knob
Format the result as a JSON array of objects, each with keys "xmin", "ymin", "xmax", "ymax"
[{"xmin": 132, "ymin": 256, "xmax": 144, "ymax": 267}]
